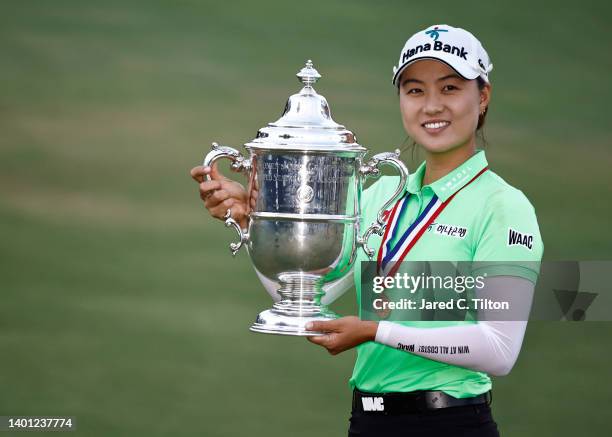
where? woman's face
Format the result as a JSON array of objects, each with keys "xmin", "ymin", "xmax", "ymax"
[{"xmin": 398, "ymin": 60, "xmax": 490, "ymax": 154}]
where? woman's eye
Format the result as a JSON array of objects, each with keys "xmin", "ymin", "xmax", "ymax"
[
  {"xmin": 442, "ymin": 84, "xmax": 458, "ymax": 92},
  {"xmin": 406, "ymin": 88, "xmax": 422, "ymax": 95}
]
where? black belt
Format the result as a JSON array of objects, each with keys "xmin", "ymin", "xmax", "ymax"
[{"xmin": 352, "ymin": 388, "xmax": 491, "ymax": 414}]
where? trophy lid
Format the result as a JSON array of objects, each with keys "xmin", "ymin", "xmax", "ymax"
[{"xmin": 245, "ymin": 60, "xmax": 366, "ymax": 152}]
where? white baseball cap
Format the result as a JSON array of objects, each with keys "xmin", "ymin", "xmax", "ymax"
[{"xmin": 392, "ymin": 24, "xmax": 493, "ymax": 87}]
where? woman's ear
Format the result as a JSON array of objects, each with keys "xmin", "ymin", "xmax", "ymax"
[{"xmin": 479, "ymin": 83, "xmax": 492, "ymax": 113}]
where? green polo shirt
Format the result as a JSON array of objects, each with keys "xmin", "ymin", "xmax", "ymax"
[{"xmin": 349, "ymin": 150, "xmax": 544, "ymax": 397}]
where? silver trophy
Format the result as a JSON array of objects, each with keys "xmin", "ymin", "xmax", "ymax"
[{"xmin": 203, "ymin": 60, "xmax": 408, "ymax": 336}]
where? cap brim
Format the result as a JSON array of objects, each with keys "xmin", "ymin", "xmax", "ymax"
[{"xmin": 392, "ymin": 55, "xmax": 479, "ymax": 87}]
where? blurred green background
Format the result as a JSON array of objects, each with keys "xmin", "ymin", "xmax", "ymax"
[{"xmin": 1, "ymin": 0, "xmax": 611, "ymax": 435}]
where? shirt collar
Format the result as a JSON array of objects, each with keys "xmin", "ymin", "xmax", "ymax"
[{"xmin": 405, "ymin": 150, "xmax": 489, "ymax": 202}]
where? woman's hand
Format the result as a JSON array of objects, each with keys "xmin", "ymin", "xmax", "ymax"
[
  {"xmin": 190, "ymin": 163, "xmax": 250, "ymax": 229},
  {"xmin": 306, "ymin": 316, "xmax": 378, "ymax": 355}
]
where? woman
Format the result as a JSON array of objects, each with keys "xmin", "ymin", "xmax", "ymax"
[{"xmin": 191, "ymin": 24, "xmax": 543, "ymax": 437}]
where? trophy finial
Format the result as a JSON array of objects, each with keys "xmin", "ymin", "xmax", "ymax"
[{"xmin": 296, "ymin": 59, "xmax": 321, "ymax": 87}]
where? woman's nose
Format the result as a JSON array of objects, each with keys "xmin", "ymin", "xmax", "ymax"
[{"xmin": 423, "ymin": 93, "xmax": 444, "ymax": 115}]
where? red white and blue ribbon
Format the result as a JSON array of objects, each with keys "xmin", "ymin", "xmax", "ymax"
[
  {"xmin": 377, "ymin": 192, "xmax": 409, "ymax": 271},
  {"xmin": 377, "ymin": 167, "xmax": 489, "ymax": 278}
]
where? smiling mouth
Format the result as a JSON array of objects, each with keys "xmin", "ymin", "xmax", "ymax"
[{"xmin": 422, "ymin": 121, "xmax": 451, "ymax": 131}]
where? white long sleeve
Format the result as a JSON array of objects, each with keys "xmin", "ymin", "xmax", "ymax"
[
  {"xmin": 374, "ymin": 276, "xmax": 534, "ymax": 376},
  {"xmin": 253, "ymin": 265, "xmax": 355, "ymax": 305}
]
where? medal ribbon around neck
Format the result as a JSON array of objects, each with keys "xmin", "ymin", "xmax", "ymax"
[
  {"xmin": 377, "ymin": 167, "xmax": 489, "ymax": 277},
  {"xmin": 376, "ymin": 191, "xmax": 409, "ymax": 272}
]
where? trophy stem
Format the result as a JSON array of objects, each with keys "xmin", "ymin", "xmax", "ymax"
[
  {"xmin": 274, "ymin": 273, "xmax": 323, "ymax": 316},
  {"xmin": 250, "ymin": 272, "xmax": 338, "ymax": 336}
]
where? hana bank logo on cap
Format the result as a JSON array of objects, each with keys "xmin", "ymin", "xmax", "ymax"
[{"xmin": 392, "ymin": 24, "xmax": 493, "ymax": 87}]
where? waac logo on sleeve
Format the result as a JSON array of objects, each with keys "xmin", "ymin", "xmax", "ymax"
[{"xmin": 507, "ymin": 228, "xmax": 533, "ymax": 250}]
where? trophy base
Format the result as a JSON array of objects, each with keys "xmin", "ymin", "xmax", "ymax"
[{"xmin": 250, "ymin": 308, "xmax": 338, "ymax": 336}]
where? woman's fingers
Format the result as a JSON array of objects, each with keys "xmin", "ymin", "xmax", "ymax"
[
  {"xmin": 306, "ymin": 335, "xmax": 328, "ymax": 345},
  {"xmin": 306, "ymin": 320, "xmax": 339, "ymax": 333},
  {"xmin": 208, "ymin": 198, "xmax": 236, "ymax": 219},
  {"xmin": 204, "ymin": 189, "xmax": 230, "ymax": 208},
  {"xmin": 199, "ymin": 180, "xmax": 221, "ymax": 200},
  {"xmin": 190, "ymin": 166, "xmax": 207, "ymax": 183},
  {"xmin": 306, "ymin": 334, "xmax": 341, "ymax": 355},
  {"xmin": 193, "ymin": 163, "xmax": 248, "ymax": 226},
  {"xmin": 208, "ymin": 200, "xmax": 248, "ymax": 225},
  {"xmin": 250, "ymin": 186, "xmax": 258, "ymax": 209},
  {"xmin": 191, "ymin": 163, "xmax": 226, "ymax": 183},
  {"xmin": 208, "ymin": 162, "xmax": 225, "ymax": 181},
  {"xmin": 305, "ymin": 317, "xmax": 371, "ymax": 356},
  {"xmin": 305, "ymin": 321, "xmax": 338, "ymax": 353},
  {"xmin": 231, "ymin": 203, "xmax": 248, "ymax": 229}
]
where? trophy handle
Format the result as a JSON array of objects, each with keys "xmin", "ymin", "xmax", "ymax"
[
  {"xmin": 203, "ymin": 142, "xmax": 252, "ymax": 256},
  {"xmin": 357, "ymin": 149, "xmax": 409, "ymax": 258},
  {"xmin": 223, "ymin": 209, "xmax": 248, "ymax": 256}
]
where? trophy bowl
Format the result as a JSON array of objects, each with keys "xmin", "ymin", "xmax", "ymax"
[{"xmin": 203, "ymin": 60, "xmax": 408, "ymax": 336}]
